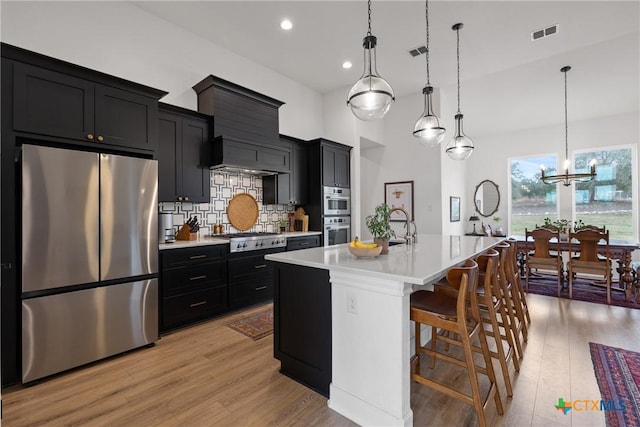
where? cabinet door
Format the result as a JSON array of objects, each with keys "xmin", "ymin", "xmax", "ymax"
[
  {"xmin": 290, "ymin": 141, "xmax": 308, "ymax": 204},
  {"xmin": 158, "ymin": 112, "xmax": 181, "ymax": 202},
  {"xmin": 13, "ymin": 62, "xmax": 95, "ymax": 142},
  {"xmin": 95, "ymin": 85, "xmax": 158, "ymax": 151},
  {"xmin": 334, "ymin": 148, "xmax": 350, "ymax": 188},
  {"xmin": 181, "ymin": 117, "xmax": 210, "ymax": 203},
  {"xmin": 322, "ymin": 146, "xmax": 336, "ymax": 187}
]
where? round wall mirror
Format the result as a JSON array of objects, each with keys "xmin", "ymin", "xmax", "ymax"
[{"xmin": 474, "ymin": 180, "xmax": 500, "ymax": 217}]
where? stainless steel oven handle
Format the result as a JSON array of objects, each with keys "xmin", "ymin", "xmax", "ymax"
[{"xmin": 326, "ymin": 225, "xmax": 351, "ymax": 230}]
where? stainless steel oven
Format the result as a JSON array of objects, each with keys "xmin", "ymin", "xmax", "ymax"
[
  {"xmin": 323, "ymin": 186, "xmax": 351, "ymax": 216},
  {"xmin": 324, "ymin": 216, "xmax": 351, "ymax": 246}
]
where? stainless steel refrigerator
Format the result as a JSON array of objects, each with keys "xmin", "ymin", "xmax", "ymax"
[{"xmin": 21, "ymin": 144, "xmax": 158, "ymax": 383}]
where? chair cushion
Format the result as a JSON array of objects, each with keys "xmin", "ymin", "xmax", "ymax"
[{"xmin": 410, "ymin": 290, "xmax": 457, "ymax": 318}]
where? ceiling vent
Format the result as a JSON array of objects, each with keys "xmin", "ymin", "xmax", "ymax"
[
  {"xmin": 408, "ymin": 45, "xmax": 428, "ymax": 57},
  {"xmin": 532, "ymin": 24, "xmax": 559, "ymax": 41}
]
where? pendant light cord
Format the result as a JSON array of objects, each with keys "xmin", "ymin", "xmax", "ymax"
[
  {"xmin": 367, "ymin": 0, "xmax": 372, "ymax": 36},
  {"xmin": 425, "ymin": 0, "xmax": 430, "ymax": 85},
  {"xmin": 564, "ymin": 68, "xmax": 569, "ymax": 162},
  {"xmin": 455, "ymin": 25, "xmax": 461, "ymax": 114}
]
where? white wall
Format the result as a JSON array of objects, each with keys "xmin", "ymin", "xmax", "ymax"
[
  {"xmin": 0, "ymin": 1, "xmax": 324, "ymax": 141},
  {"xmin": 465, "ymin": 111, "xmax": 640, "ymax": 239},
  {"xmin": 359, "ymin": 91, "xmax": 443, "ymax": 240}
]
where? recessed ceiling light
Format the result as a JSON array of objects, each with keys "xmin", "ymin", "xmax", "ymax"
[
  {"xmin": 280, "ymin": 19, "xmax": 293, "ymax": 30},
  {"xmin": 342, "ymin": 61, "xmax": 353, "ymax": 69}
]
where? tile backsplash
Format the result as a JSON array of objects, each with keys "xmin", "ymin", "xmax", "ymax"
[{"xmin": 159, "ymin": 171, "xmax": 291, "ymax": 234}]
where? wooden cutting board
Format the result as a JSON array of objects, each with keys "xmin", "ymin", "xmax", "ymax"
[{"xmin": 227, "ymin": 193, "xmax": 259, "ymax": 231}]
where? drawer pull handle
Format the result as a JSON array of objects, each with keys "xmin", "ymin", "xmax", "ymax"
[
  {"xmin": 190, "ymin": 255, "xmax": 207, "ymax": 259},
  {"xmin": 190, "ymin": 301, "xmax": 207, "ymax": 308},
  {"xmin": 255, "ymin": 264, "xmax": 267, "ymax": 269},
  {"xmin": 300, "ymin": 242, "xmax": 310, "ymax": 245},
  {"xmin": 189, "ymin": 275, "xmax": 207, "ymax": 281},
  {"xmin": 255, "ymin": 286, "xmax": 267, "ymax": 291}
]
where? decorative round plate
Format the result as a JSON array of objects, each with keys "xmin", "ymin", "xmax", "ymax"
[{"xmin": 227, "ymin": 193, "xmax": 259, "ymax": 231}]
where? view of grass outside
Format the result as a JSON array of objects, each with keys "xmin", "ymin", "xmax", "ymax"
[
  {"xmin": 510, "ymin": 155, "xmax": 557, "ymax": 236},
  {"xmin": 574, "ymin": 148, "xmax": 633, "ymax": 241},
  {"xmin": 510, "ymin": 149, "xmax": 634, "ymax": 240}
]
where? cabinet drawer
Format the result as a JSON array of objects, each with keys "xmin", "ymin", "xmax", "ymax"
[
  {"xmin": 229, "ymin": 278, "xmax": 273, "ymax": 308},
  {"xmin": 228, "ymin": 255, "xmax": 273, "ymax": 281},
  {"xmin": 162, "ymin": 286, "xmax": 227, "ymax": 331},
  {"xmin": 162, "ymin": 245, "xmax": 228, "ymax": 268},
  {"xmin": 286, "ymin": 236, "xmax": 320, "ymax": 251},
  {"xmin": 162, "ymin": 261, "xmax": 226, "ymax": 297}
]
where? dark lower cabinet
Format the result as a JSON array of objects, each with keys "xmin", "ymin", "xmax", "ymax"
[
  {"xmin": 158, "ymin": 103, "xmax": 211, "ymax": 203},
  {"xmin": 286, "ymin": 235, "xmax": 320, "ymax": 251},
  {"xmin": 160, "ymin": 245, "xmax": 228, "ymax": 332},
  {"xmin": 273, "ymin": 263, "xmax": 331, "ymax": 397},
  {"xmin": 227, "ymin": 248, "xmax": 283, "ymax": 308}
]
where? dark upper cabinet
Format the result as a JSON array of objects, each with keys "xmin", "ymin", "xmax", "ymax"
[
  {"xmin": 158, "ymin": 103, "xmax": 211, "ymax": 203},
  {"xmin": 263, "ymin": 135, "xmax": 308, "ymax": 205},
  {"xmin": 4, "ymin": 43, "xmax": 166, "ymax": 153},
  {"xmin": 319, "ymin": 140, "xmax": 351, "ymax": 188}
]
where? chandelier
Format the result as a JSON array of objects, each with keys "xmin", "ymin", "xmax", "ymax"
[{"xmin": 540, "ymin": 66, "xmax": 596, "ymax": 186}]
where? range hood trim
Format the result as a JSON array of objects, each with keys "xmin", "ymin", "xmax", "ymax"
[{"xmin": 210, "ymin": 135, "xmax": 291, "ymax": 176}]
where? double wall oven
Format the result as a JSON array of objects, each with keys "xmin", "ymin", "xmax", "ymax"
[{"xmin": 323, "ymin": 186, "xmax": 351, "ymax": 245}]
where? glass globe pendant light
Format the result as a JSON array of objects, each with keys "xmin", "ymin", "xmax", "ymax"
[
  {"xmin": 347, "ymin": 0, "xmax": 395, "ymax": 121},
  {"xmin": 445, "ymin": 23, "xmax": 474, "ymax": 161},
  {"xmin": 413, "ymin": 0, "xmax": 445, "ymax": 146}
]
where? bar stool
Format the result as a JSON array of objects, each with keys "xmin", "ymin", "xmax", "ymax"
[
  {"xmin": 431, "ymin": 250, "xmax": 519, "ymax": 397},
  {"xmin": 507, "ymin": 238, "xmax": 531, "ymax": 326},
  {"xmin": 476, "ymin": 250, "xmax": 519, "ymax": 396},
  {"xmin": 494, "ymin": 243, "xmax": 527, "ymax": 357},
  {"xmin": 411, "ymin": 260, "xmax": 504, "ymax": 427}
]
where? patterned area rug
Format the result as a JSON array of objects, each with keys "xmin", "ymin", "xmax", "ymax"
[
  {"xmin": 590, "ymin": 342, "xmax": 640, "ymax": 426},
  {"xmin": 525, "ymin": 275, "xmax": 638, "ymax": 309},
  {"xmin": 225, "ymin": 308, "xmax": 273, "ymax": 340}
]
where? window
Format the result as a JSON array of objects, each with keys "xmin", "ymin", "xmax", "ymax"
[
  {"xmin": 574, "ymin": 147, "xmax": 634, "ymax": 240},
  {"xmin": 510, "ymin": 155, "xmax": 558, "ymax": 236}
]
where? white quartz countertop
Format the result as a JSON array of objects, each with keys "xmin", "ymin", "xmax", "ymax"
[
  {"xmin": 159, "ymin": 231, "xmax": 322, "ymax": 250},
  {"xmin": 265, "ymin": 234, "xmax": 505, "ymax": 285}
]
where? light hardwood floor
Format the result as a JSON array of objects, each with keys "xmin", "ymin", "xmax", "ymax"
[{"xmin": 4, "ymin": 294, "xmax": 640, "ymax": 426}]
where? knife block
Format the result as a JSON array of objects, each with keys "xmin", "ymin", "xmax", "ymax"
[{"xmin": 176, "ymin": 224, "xmax": 197, "ymax": 241}]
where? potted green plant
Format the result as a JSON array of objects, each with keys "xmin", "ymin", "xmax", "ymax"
[
  {"xmin": 365, "ymin": 203, "xmax": 396, "ymax": 254},
  {"xmin": 278, "ymin": 219, "xmax": 287, "ymax": 232},
  {"xmin": 543, "ymin": 217, "xmax": 571, "ymax": 241}
]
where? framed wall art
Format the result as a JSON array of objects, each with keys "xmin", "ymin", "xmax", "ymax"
[
  {"xmin": 450, "ymin": 196, "xmax": 460, "ymax": 222},
  {"xmin": 384, "ymin": 181, "xmax": 414, "ymax": 221}
]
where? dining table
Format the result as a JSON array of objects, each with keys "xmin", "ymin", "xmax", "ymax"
[{"xmin": 510, "ymin": 236, "xmax": 640, "ymax": 301}]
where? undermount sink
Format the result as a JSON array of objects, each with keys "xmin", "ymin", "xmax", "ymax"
[{"xmin": 388, "ymin": 240, "xmax": 405, "ymax": 247}]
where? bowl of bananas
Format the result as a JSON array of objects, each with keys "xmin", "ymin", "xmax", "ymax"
[{"xmin": 348, "ymin": 237, "xmax": 382, "ymax": 258}]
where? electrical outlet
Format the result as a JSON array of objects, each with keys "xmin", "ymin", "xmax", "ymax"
[{"xmin": 347, "ymin": 292, "xmax": 358, "ymax": 314}]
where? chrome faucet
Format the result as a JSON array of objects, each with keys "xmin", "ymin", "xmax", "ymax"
[{"xmin": 387, "ymin": 207, "xmax": 414, "ymax": 245}]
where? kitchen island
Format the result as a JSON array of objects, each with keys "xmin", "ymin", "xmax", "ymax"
[{"xmin": 265, "ymin": 234, "xmax": 504, "ymax": 427}]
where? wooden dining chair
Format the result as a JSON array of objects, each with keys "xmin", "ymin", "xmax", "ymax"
[
  {"xmin": 567, "ymin": 228, "xmax": 612, "ymax": 304},
  {"xmin": 524, "ymin": 227, "xmax": 564, "ymax": 296}
]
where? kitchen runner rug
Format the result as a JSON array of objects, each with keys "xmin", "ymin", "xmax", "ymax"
[
  {"xmin": 525, "ymin": 275, "xmax": 638, "ymax": 309},
  {"xmin": 225, "ymin": 308, "xmax": 273, "ymax": 340},
  {"xmin": 589, "ymin": 342, "xmax": 640, "ymax": 427}
]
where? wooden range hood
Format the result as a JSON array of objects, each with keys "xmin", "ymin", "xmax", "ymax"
[{"xmin": 193, "ymin": 76, "xmax": 289, "ymax": 175}]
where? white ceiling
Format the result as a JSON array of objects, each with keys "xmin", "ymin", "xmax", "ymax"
[{"xmin": 132, "ymin": 1, "xmax": 639, "ymax": 134}]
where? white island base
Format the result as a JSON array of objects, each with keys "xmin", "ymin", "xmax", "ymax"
[{"xmin": 266, "ymin": 234, "xmax": 503, "ymax": 426}]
